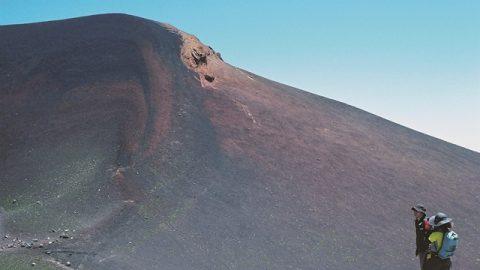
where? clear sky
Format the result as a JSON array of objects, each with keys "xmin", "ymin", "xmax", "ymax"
[{"xmin": 1, "ymin": 1, "xmax": 479, "ymax": 152}]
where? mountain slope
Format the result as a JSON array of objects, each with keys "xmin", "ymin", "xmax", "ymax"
[{"xmin": 1, "ymin": 14, "xmax": 479, "ymax": 270}]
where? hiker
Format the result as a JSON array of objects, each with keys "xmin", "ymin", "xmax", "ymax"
[
  {"xmin": 424, "ymin": 212, "xmax": 459, "ymax": 270},
  {"xmin": 412, "ymin": 204, "xmax": 430, "ymax": 269}
]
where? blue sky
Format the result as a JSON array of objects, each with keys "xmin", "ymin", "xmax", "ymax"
[{"xmin": 1, "ymin": 1, "xmax": 479, "ymax": 152}]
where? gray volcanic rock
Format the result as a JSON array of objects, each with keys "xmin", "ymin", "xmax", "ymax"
[{"xmin": 0, "ymin": 14, "xmax": 479, "ymax": 270}]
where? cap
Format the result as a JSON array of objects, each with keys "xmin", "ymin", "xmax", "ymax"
[{"xmin": 411, "ymin": 204, "xmax": 427, "ymax": 214}]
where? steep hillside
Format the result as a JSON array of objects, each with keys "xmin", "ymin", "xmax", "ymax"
[{"xmin": 1, "ymin": 14, "xmax": 479, "ymax": 270}]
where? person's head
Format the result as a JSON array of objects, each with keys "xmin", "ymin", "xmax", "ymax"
[
  {"xmin": 413, "ymin": 211, "xmax": 424, "ymax": 220},
  {"xmin": 411, "ymin": 204, "xmax": 426, "ymax": 220},
  {"xmin": 428, "ymin": 212, "xmax": 453, "ymax": 231}
]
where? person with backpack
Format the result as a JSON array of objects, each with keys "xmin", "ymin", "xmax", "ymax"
[
  {"xmin": 412, "ymin": 204, "xmax": 430, "ymax": 269},
  {"xmin": 424, "ymin": 212, "xmax": 459, "ymax": 270}
]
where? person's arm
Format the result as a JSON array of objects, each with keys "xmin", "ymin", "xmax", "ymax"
[
  {"xmin": 429, "ymin": 240, "xmax": 439, "ymax": 253},
  {"xmin": 414, "ymin": 220, "xmax": 424, "ymax": 256},
  {"xmin": 415, "ymin": 220, "xmax": 419, "ymax": 256}
]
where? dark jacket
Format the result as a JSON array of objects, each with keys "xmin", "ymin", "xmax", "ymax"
[{"xmin": 415, "ymin": 215, "xmax": 430, "ymax": 254}]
